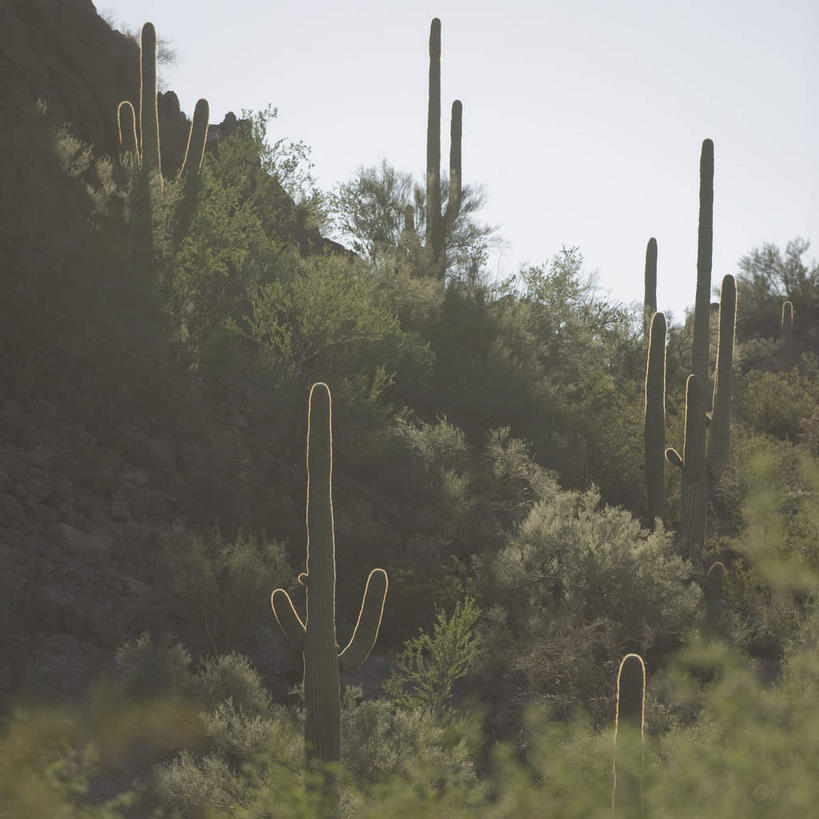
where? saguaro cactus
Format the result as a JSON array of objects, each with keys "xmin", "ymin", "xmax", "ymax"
[
  {"xmin": 138, "ymin": 23, "xmax": 161, "ymax": 179},
  {"xmin": 781, "ymin": 300, "xmax": 796, "ymax": 367},
  {"xmin": 707, "ymin": 275, "xmax": 737, "ymax": 484},
  {"xmin": 117, "ymin": 23, "xmax": 209, "ymax": 186},
  {"xmin": 271, "ymin": 383, "xmax": 388, "ymax": 770},
  {"xmin": 612, "ymin": 653, "xmax": 646, "ymax": 817},
  {"xmin": 644, "ymin": 311, "xmax": 667, "ymax": 527},
  {"xmin": 692, "ymin": 139, "xmax": 714, "ymax": 387},
  {"xmin": 644, "ymin": 238, "xmax": 658, "ymax": 338},
  {"xmin": 425, "ymin": 18, "xmax": 462, "ymax": 278},
  {"xmin": 666, "ymin": 374, "xmax": 708, "ymax": 560},
  {"xmin": 703, "ymin": 560, "xmax": 726, "ymax": 633}
]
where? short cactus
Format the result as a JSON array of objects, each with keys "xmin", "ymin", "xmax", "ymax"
[
  {"xmin": 781, "ymin": 300, "xmax": 796, "ymax": 367},
  {"xmin": 271, "ymin": 383, "xmax": 388, "ymax": 770},
  {"xmin": 644, "ymin": 311, "xmax": 667, "ymax": 527},
  {"xmin": 612, "ymin": 653, "xmax": 646, "ymax": 816},
  {"xmin": 703, "ymin": 560, "xmax": 726, "ymax": 633},
  {"xmin": 425, "ymin": 18, "xmax": 462, "ymax": 278}
]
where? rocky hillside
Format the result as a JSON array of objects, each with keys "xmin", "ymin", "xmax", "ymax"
[{"xmin": 0, "ymin": 0, "xmax": 340, "ymax": 252}]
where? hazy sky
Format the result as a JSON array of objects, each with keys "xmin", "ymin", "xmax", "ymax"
[{"xmin": 99, "ymin": 0, "xmax": 818, "ymax": 319}]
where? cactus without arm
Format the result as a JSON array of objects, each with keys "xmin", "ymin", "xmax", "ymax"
[
  {"xmin": 781, "ymin": 300, "xmax": 796, "ymax": 367},
  {"xmin": 612, "ymin": 653, "xmax": 646, "ymax": 816},
  {"xmin": 271, "ymin": 383, "xmax": 388, "ymax": 768}
]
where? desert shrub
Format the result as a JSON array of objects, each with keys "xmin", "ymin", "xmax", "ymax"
[
  {"xmin": 481, "ymin": 481, "xmax": 699, "ymax": 722},
  {"xmin": 384, "ymin": 598, "xmax": 481, "ymax": 720},
  {"xmin": 739, "ymin": 367, "xmax": 819, "ymax": 442},
  {"xmin": 150, "ymin": 527, "xmax": 291, "ymax": 655}
]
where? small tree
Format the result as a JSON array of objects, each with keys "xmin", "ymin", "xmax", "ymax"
[{"xmin": 384, "ymin": 597, "xmax": 481, "ymax": 720}]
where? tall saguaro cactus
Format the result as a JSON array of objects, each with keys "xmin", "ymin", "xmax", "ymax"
[
  {"xmin": 644, "ymin": 311, "xmax": 667, "ymax": 527},
  {"xmin": 612, "ymin": 653, "xmax": 646, "ymax": 817},
  {"xmin": 425, "ymin": 17, "xmax": 462, "ymax": 278},
  {"xmin": 692, "ymin": 139, "xmax": 714, "ymax": 387},
  {"xmin": 138, "ymin": 22, "xmax": 161, "ymax": 180},
  {"xmin": 271, "ymin": 383, "xmax": 388, "ymax": 771}
]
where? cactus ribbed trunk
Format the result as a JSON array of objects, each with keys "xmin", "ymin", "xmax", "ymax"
[
  {"xmin": 680, "ymin": 374, "xmax": 708, "ymax": 561},
  {"xmin": 139, "ymin": 23, "xmax": 161, "ymax": 179},
  {"xmin": 781, "ymin": 300, "xmax": 796, "ymax": 367},
  {"xmin": 272, "ymin": 384, "xmax": 388, "ymax": 812},
  {"xmin": 303, "ymin": 384, "xmax": 341, "ymax": 763},
  {"xmin": 612, "ymin": 654, "xmax": 646, "ymax": 818},
  {"xmin": 426, "ymin": 18, "xmax": 441, "ymax": 257},
  {"xmin": 645, "ymin": 311, "xmax": 667, "ymax": 527},
  {"xmin": 707, "ymin": 275, "xmax": 736, "ymax": 484},
  {"xmin": 643, "ymin": 238, "xmax": 657, "ymax": 338},
  {"xmin": 692, "ymin": 139, "xmax": 713, "ymax": 387}
]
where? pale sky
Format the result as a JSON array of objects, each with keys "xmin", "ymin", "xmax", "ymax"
[{"xmin": 99, "ymin": 0, "xmax": 818, "ymax": 320}]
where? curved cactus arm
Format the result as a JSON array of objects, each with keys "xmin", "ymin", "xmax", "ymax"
[
  {"xmin": 665, "ymin": 447, "xmax": 683, "ymax": 467},
  {"xmin": 180, "ymin": 98, "xmax": 210, "ymax": 178},
  {"xmin": 339, "ymin": 568, "xmax": 389, "ymax": 673},
  {"xmin": 271, "ymin": 588, "xmax": 306, "ymax": 652},
  {"xmin": 116, "ymin": 100, "xmax": 139, "ymax": 157}
]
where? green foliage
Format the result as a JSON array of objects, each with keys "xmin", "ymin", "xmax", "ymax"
[
  {"xmin": 483, "ymin": 480, "xmax": 699, "ymax": 721},
  {"xmin": 738, "ymin": 365, "xmax": 819, "ymax": 442},
  {"xmin": 384, "ymin": 597, "xmax": 481, "ymax": 719},
  {"xmin": 149, "ymin": 527, "xmax": 292, "ymax": 655}
]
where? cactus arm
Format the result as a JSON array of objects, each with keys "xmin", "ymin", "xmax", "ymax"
[
  {"xmin": 644, "ymin": 311, "xmax": 667, "ymax": 526},
  {"xmin": 139, "ymin": 23, "xmax": 161, "ymax": 179},
  {"xmin": 707, "ymin": 275, "xmax": 736, "ymax": 484},
  {"xmin": 644, "ymin": 238, "xmax": 657, "ymax": 337},
  {"xmin": 339, "ymin": 568, "xmax": 389, "ymax": 672},
  {"xmin": 116, "ymin": 100, "xmax": 139, "ymax": 157},
  {"xmin": 180, "ymin": 98, "xmax": 210, "ymax": 178},
  {"xmin": 665, "ymin": 447, "xmax": 683, "ymax": 467},
  {"xmin": 271, "ymin": 588, "xmax": 306, "ymax": 651},
  {"xmin": 691, "ymin": 139, "xmax": 713, "ymax": 386},
  {"xmin": 444, "ymin": 99, "xmax": 462, "ymax": 225}
]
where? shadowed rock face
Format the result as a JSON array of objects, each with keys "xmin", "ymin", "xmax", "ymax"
[
  {"xmin": 0, "ymin": 0, "xmax": 347, "ymax": 254},
  {"xmin": 0, "ymin": 0, "xmax": 240, "ymax": 174}
]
